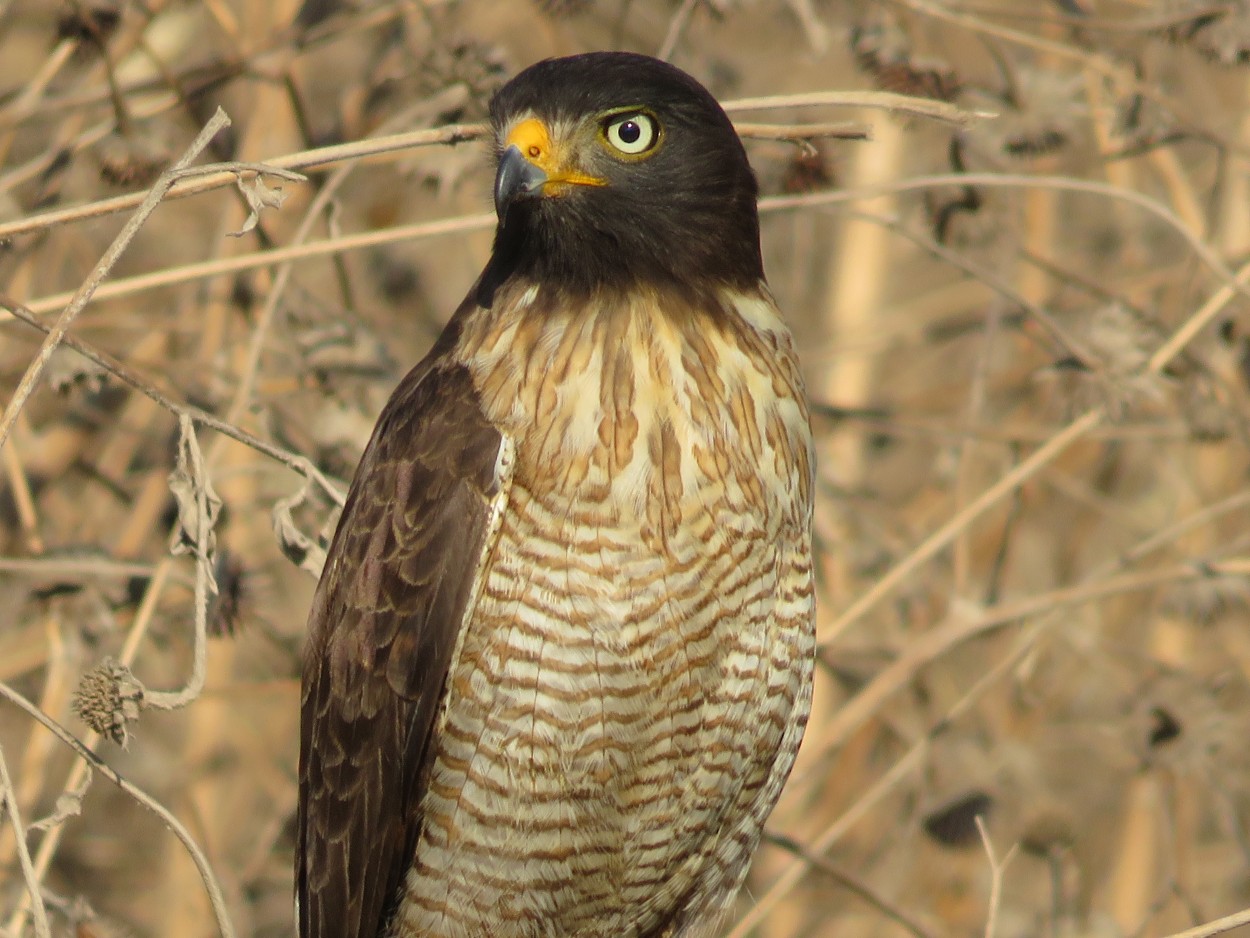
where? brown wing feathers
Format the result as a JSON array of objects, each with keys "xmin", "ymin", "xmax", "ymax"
[{"xmin": 297, "ymin": 359, "xmax": 505, "ymax": 938}]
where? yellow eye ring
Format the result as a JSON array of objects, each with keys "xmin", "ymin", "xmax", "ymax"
[{"xmin": 602, "ymin": 112, "xmax": 660, "ymax": 156}]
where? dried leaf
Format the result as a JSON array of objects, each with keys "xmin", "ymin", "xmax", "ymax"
[
  {"xmin": 167, "ymin": 416, "xmax": 222, "ymax": 590},
  {"xmin": 273, "ymin": 483, "xmax": 329, "ymax": 577},
  {"xmin": 230, "ymin": 172, "xmax": 289, "ymax": 237},
  {"xmin": 72, "ymin": 658, "xmax": 145, "ymax": 747}
]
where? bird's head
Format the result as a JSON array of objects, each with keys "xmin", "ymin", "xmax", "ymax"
[{"xmin": 481, "ymin": 52, "xmax": 763, "ymax": 304}]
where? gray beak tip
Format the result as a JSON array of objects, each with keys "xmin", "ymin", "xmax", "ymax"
[{"xmin": 494, "ymin": 145, "xmax": 547, "ymax": 222}]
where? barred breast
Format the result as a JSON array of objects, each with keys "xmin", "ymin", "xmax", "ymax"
[{"xmin": 394, "ymin": 284, "xmax": 815, "ymax": 938}]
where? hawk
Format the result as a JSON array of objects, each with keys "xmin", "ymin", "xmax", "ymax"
[{"xmin": 297, "ymin": 51, "xmax": 815, "ymax": 938}]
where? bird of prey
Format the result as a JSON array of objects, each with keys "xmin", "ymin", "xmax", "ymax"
[{"xmin": 297, "ymin": 51, "xmax": 815, "ymax": 938}]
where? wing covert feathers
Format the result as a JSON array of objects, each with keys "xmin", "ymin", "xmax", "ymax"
[{"xmin": 296, "ymin": 358, "xmax": 510, "ymax": 938}]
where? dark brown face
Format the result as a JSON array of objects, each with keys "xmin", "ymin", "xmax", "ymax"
[{"xmin": 482, "ymin": 52, "xmax": 764, "ymax": 301}]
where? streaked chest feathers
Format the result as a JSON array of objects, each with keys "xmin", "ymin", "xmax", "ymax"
[{"xmin": 459, "ymin": 283, "xmax": 813, "ymax": 553}]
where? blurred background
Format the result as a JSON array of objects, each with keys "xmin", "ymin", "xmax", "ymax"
[{"xmin": 2, "ymin": 1, "xmax": 1250, "ymax": 936}]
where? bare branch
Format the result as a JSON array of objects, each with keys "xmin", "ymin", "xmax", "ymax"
[
  {"xmin": 0, "ymin": 681, "xmax": 236, "ymax": 938},
  {"xmin": 0, "ymin": 108, "xmax": 233, "ymax": 453}
]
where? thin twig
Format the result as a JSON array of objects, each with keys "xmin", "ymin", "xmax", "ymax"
[
  {"xmin": 0, "ymin": 556, "xmax": 162, "ymax": 580},
  {"xmin": 724, "ymin": 89, "xmax": 997, "ymax": 125},
  {"xmin": 0, "ymin": 681, "xmax": 236, "ymax": 938},
  {"xmin": 142, "ymin": 416, "xmax": 215, "ymax": 711},
  {"xmin": 763, "ymin": 832, "xmax": 939, "ymax": 938},
  {"xmin": 822, "ymin": 409, "xmax": 1103, "ymax": 648},
  {"xmin": 657, "ymin": 0, "xmax": 700, "ymax": 61},
  {"xmin": 1160, "ymin": 907, "xmax": 1250, "ymax": 938},
  {"xmin": 812, "ymin": 556, "xmax": 1250, "ymax": 757},
  {"xmin": 861, "ymin": 208, "xmax": 1096, "ymax": 367},
  {"xmin": 3, "ymin": 213, "xmax": 494, "ymax": 319},
  {"xmin": 739, "ymin": 613, "xmax": 1054, "ymax": 936},
  {"xmin": 765, "ymin": 173, "xmax": 1250, "ymax": 316},
  {"xmin": 976, "ymin": 816, "xmax": 1019, "ymax": 938},
  {"xmin": 735, "ymin": 120, "xmax": 871, "ymax": 142},
  {"xmin": 0, "ymin": 90, "xmax": 987, "ymax": 243},
  {"xmin": 15, "ymin": 170, "xmax": 1241, "ymax": 371},
  {"xmin": 0, "ymin": 108, "xmax": 232, "ymax": 454},
  {"xmin": 0, "ymin": 298, "xmax": 346, "ymax": 507},
  {"xmin": 889, "ymin": 0, "xmax": 1242, "ymax": 154},
  {"xmin": 0, "ymin": 120, "xmax": 481, "ymax": 242},
  {"xmin": 0, "ymin": 743, "xmax": 51, "ymax": 938}
]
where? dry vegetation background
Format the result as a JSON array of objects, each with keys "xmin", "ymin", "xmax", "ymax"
[{"xmin": 3, "ymin": 0, "xmax": 1250, "ymax": 937}]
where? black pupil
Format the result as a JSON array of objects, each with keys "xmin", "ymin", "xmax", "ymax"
[{"xmin": 618, "ymin": 120, "xmax": 642, "ymax": 145}]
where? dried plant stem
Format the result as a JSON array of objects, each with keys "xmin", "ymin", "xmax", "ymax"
[
  {"xmin": 0, "ymin": 90, "xmax": 983, "ymax": 243},
  {"xmin": 6, "ymin": 212, "xmax": 494, "ymax": 319},
  {"xmin": 0, "ymin": 681, "xmax": 235, "ymax": 938},
  {"xmin": 756, "ymin": 544, "xmax": 1250, "ymax": 928},
  {"xmin": 0, "ymin": 108, "xmax": 232, "ymax": 454},
  {"xmin": 1, "ymin": 299, "xmax": 345, "ymax": 507},
  {"xmin": 0, "ymin": 556, "xmax": 162, "ymax": 579},
  {"xmin": 0, "ymin": 743, "xmax": 51, "ymax": 938},
  {"xmin": 1, "ymin": 557, "xmax": 171, "ymax": 938},
  {"xmin": 822, "ymin": 409, "xmax": 1103, "ymax": 648},
  {"xmin": 725, "ymin": 89, "xmax": 995, "ymax": 125},
  {"xmin": 1109, "ymin": 776, "xmax": 1160, "ymax": 931},
  {"xmin": 890, "ymin": 0, "xmax": 1234, "ymax": 149},
  {"xmin": 0, "ymin": 39, "xmax": 75, "ymax": 166},
  {"xmin": 766, "ymin": 173, "xmax": 1250, "ymax": 311},
  {"xmin": 657, "ymin": 0, "xmax": 700, "ymax": 60},
  {"xmin": 15, "ymin": 169, "xmax": 1240, "ymax": 364},
  {"xmin": 218, "ymin": 147, "xmax": 374, "ymax": 431},
  {"xmin": 0, "ymin": 120, "xmax": 481, "ymax": 242},
  {"xmin": 763, "ymin": 833, "xmax": 937, "ymax": 938},
  {"xmin": 976, "ymin": 816, "xmax": 1018, "ymax": 938},
  {"xmin": 1, "ymin": 433, "xmax": 42, "ymax": 551},
  {"xmin": 1160, "ymin": 907, "xmax": 1250, "ymax": 938},
  {"xmin": 791, "ymin": 181, "xmax": 1250, "ymax": 650},
  {"xmin": 734, "ymin": 120, "xmax": 870, "ymax": 141},
  {"xmin": 729, "ymin": 739, "xmax": 930, "ymax": 937},
  {"xmin": 871, "ymin": 210, "xmax": 1095, "ymax": 365},
  {"xmin": 142, "ymin": 417, "xmax": 213, "ymax": 711}
]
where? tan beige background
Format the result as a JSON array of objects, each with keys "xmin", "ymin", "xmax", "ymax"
[{"xmin": 2, "ymin": 1, "xmax": 1250, "ymax": 937}]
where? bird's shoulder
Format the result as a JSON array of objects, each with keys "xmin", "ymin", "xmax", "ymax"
[{"xmin": 297, "ymin": 316, "xmax": 515, "ymax": 938}]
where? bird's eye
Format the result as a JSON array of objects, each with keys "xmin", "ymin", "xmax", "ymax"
[{"xmin": 603, "ymin": 113, "xmax": 658, "ymax": 156}]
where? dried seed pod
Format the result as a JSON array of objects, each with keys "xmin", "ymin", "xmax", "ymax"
[
  {"xmin": 72, "ymin": 658, "xmax": 144, "ymax": 747},
  {"xmin": 46, "ymin": 347, "xmax": 109, "ymax": 395},
  {"xmin": 1162, "ymin": 568, "xmax": 1250, "ymax": 624}
]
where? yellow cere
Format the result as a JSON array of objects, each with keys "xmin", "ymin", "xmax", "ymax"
[{"xmin": 506, "ymin": 117, "xmax": 607, "ymax": 189}]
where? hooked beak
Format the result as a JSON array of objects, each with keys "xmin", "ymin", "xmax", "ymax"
[
  {"xmin": 493, "ymin": 117, "xmax": 607, "ymax": 222},
  {"xmin": 494, "ymin": 144, "xmax": 548, "ymax": 221}
]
